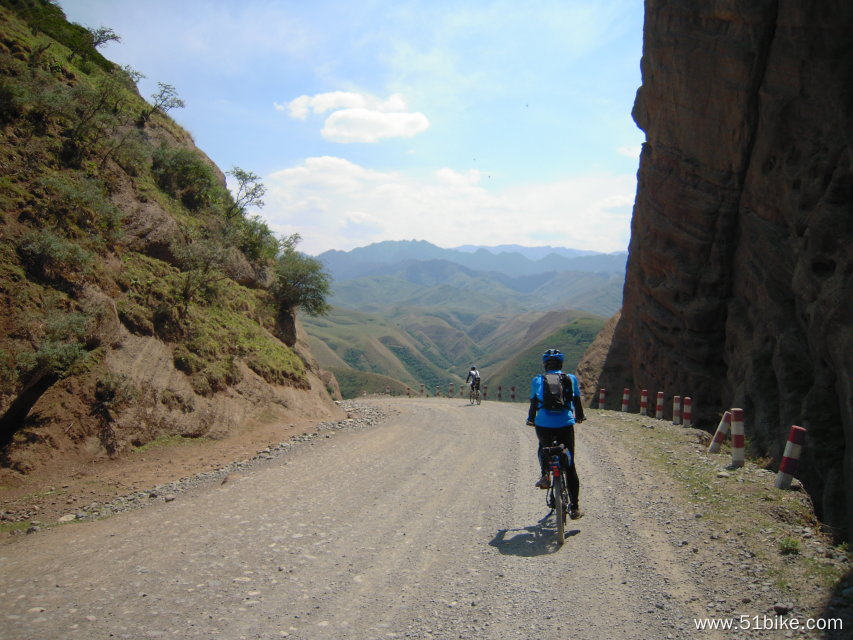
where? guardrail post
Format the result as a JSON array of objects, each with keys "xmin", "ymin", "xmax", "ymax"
[
  {"xmin": 683, "ymin": 397, "xmax": 693, "ymax": 427},
  {"xmin": 621, "ymin": 388, "xmax": 630, "ymax": 412},
  {"xmin": 640, "ymin": 389, "xmax": 648, "ymax": 416},
  {"xmin": 672, "ymin": 395, "xmax": 682, "ymax": 425},
  {"xmin": 730, "ymin": 408, "xmax": 745, "ymax": 467},
  {"xmin": 599, "ymin": 388, "xmax": 606, "ymax": 409},
  {"xmin": 655, "ymin": 391, "xmax": 664, "ymax": 419},
  {"xmin": 708, "ymin": 411, "xmax": 731, "ymax": 453},
  {"xmin": 483, "ymin": 384, "xmax": 488, "ymax": 400},
  {"xmin": 775, "ymin": 425, "xmax": 807, "ymax": 489},
  {"xmin": 510, "ymin": 386, "xmax": 516, "ymax": 402}
]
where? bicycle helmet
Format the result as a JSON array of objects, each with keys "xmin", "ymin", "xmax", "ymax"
[{"xmin": 542, "ymin": 348, "xmax": 564, "ymax": 369}]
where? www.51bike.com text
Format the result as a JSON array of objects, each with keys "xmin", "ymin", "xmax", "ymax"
[{"xmin": 694, "ymin": 615, "xmax": 843, "ymax": 632}]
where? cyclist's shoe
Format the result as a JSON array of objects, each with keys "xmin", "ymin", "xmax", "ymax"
[
  {"xmin": 569, "ymin": 506, "xmax": 584, "ymax": 520},
  {"xmin": 535, "ymin": 474, "xmax": 551, "ymax": 489}
]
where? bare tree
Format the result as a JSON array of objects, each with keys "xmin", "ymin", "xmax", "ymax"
[
  {"xmin": 89, "ymin": 27, "xmax": 121, "ymax": 48},
  {"xmin": 138, "ymin": 83, "xmax": 185, "ymax": 125},
  {"xmin": 225, "ymin": 167, "xmax": 266, "ymax": 220}
]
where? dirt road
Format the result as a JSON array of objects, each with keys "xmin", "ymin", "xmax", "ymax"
[{"xmin": 1, "ymin": 398, "xmax": 728, "ymax": 639}]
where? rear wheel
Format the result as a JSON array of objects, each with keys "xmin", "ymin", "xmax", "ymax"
[
  {"xmin": 476, "ymin": 389, "xmax": 481, "ymax": 405},
  {"xmin": 553, "ymin": 474, "xmax": 565, "ymax": 544}
]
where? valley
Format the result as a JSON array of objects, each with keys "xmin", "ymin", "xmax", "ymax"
[{"xmin": 303, "ymin": 241, "xmax": 617, "ymax": 397}]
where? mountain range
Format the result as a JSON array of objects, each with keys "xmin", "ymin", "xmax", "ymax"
[
  {"xmin": 302, "ymin": 240, "xmax": 621, "ymax": 397},
  {"xmin": 318, "ymin": 240, "xmax": 626, "ymax": 280}
]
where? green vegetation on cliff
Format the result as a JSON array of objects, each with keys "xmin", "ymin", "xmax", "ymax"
[{"xmin": 0, "ymin": 1, "xmax": 329, "ymax": 460}]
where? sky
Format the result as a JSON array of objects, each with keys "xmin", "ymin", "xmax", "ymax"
[{"xmin": 60, "ymin": 0, "xmax": 645, "ymax": 255}]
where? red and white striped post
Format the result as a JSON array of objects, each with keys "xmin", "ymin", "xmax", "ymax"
[
  {"xmin": 708, "ymin": 411, "xmax": 732, "ymax": 453},
  {"xmin": 655, "ymin": 391, "xmax": 664, "ymax": 419},
  {"xmin": 510, "ymin": 386, "xmax": 516, "ymax": 402},
  {"xmin": 449, "ymin": 383, "xmax": 454, "ymax": 396},
  {"xmin": 640, "ymin": 389, "xmax": 648, "ymax": 416},
  {"xmin": 775, "ymin": 426, "xmax": 807, "ymax": 489},
  {"xmin": 406, "ymin": 387, "xmax": 411, "ymax": 397},
  {"xmin": 434, "ymin": 385, "xmax": 440, "ymax": 397},
  {"xmin": 730, "ymin": 408, "xmax": 745, "ymax": 467},
  {"xmin": 672, "ymin": 395, "xmax": 682, "ymax": 425},
  {"xmin": 483, "ymin": 385, "xmax": 488, "ymax": 400},
  {"xmin": 682, "ymin": 397, "xmax": 693, "ymax": 427},
  {"xmin": 419, "ymin": 384, "xmax": 424, "ymax": 396},
  {"xmin": 385, "ymin": 386, "xmax": 390, "ymax": 395},
  {"xmin": 497, "ymin": 385, "xmax": 502, "ymax": 401},
  {"xmin": 599, "ymin": 388, "xmax": 606, "ymax": 409},
  {"xmin": 621, "ymin": 388, "xmax": 630, "ymax": 412}
]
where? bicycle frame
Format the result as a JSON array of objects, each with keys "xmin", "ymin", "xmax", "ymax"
[{"xmin": 541, "ymin": 442, "xmax": 570, "ymax": 544}]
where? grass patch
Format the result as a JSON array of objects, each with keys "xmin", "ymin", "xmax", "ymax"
[
  {"xmin": 0, "ymin": 521, "xmax": 31, "ymax": 535},
  {"xmin": 118, "ymin": 252, "xmax": 305, "ymax": 393},
  {"xmin": 589, "ymin": 409, "xmax": 849, "ymax": 604},
  {"xmin": 779, "ymin": 536, "xmax": 801, "ymax": 555}
]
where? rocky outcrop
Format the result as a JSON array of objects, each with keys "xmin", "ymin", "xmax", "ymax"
[{"xmin": 580, "ymin": 1, "xmax": 852, "ymax": 539}]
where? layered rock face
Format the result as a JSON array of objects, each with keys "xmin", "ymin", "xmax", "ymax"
[{"xmin": 584, "ymin": 1, "xmax": 852, "ymax": 538}]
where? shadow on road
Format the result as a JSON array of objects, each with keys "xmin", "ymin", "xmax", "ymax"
[{"xmin": 489, "ymin": 514, "xmax": 579, "ymax": 556}]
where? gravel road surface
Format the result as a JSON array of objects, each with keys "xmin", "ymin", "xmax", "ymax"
[{"xmin": 1, "ymin": 398, "xmax": 724, "ymax": 640}]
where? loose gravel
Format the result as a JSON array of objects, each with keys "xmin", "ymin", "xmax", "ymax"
[{"xmin": 13, "ymin": 401, "xmax": 392, "ymax": 530}]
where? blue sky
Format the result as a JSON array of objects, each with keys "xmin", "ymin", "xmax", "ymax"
[{"xmin": 60, "ymin": 0, "xmax": 645, "ymax": 255}]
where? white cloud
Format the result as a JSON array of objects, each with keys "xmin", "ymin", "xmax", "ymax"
[
  {"xmin": 282, "ymin": 91, "xmax": 429, "ymax": 143},
  {"xmin": 322, "ymin": 108, "xmax": 429, "ymax": 143},
  {"xmin": 263, "ymin": 157, "xmax": 635, "ymax": 255},
  {"xmin": 617, "ymin": 145, "xmax": 641, "ymax": 158}
]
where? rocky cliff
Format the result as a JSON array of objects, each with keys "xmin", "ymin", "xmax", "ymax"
[{"xmin": 579, "ymin": 1, "xmax": 852, "ymax": 539}]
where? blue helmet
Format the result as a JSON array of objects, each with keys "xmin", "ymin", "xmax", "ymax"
[{"xmin": 542, "ymin": 348, "xmax": 564, "ymax": 368}]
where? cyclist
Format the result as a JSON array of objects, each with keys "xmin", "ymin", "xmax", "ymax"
[
  {"xmin": 526, "ymin": 348, "xmax": 585, "ymax": 519},
  {"xmin": 465, "ymin": 366, "xmax": 481, "ymax": 394}
]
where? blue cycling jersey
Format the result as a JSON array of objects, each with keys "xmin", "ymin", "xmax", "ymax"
[{"xmin": 529, "ymin": 369, "xmax": 580, "ymax": 428}]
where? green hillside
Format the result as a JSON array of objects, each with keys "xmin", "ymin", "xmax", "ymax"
[
  {"xmin": 300, "ymin": 307, "xmax": 464, "ymax": 395},
  {"xmin": 484, "ymin": 315, "xmax": 606, "ymax": 398},
  {"xmin": 302, "ymin": 305, "xmax": 606, "ymax": 401},
  {"xmin": 0, "ymin": 1, "xmax": 326, "ymax": 464},
  {"xmin": 328, "ymin": 368, "xmax": 410, "ymax": 399},
  {"xmin": 329, "ymin": 268, "xmax": 622, "ymax": 318}
]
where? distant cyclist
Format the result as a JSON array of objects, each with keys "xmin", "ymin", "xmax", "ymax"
[
  {"xmin": 526, "ymin": 348, "xmax": 585, "ymax": 519},
  {"xmin": 466, "ymin": 366, "xmax": 481, "ymax": 393}
]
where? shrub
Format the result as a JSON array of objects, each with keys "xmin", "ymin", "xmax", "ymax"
[
  {"xmin": 15, "ymin": 337, "xmax": 87, "ymax": 381},
  {"xmin": 0, "ymin": 78, "xmax": 25, "ymax": 124},
  {"xmin": 269, "ymin": 234, "xmax": 330, "ymax": 316},
  {"xmin": 16, "ymin": 228, "xmax": 92, "ymax": 281},
  {"xmin": 779, "ymin": 537, "xmax": 801, "ymax": 555},
  {"xmin": 93, "ymin": 372, "xmax": 136, "ymax": 421},
  {"xmin": 36, "ymin": 172, "xmax": 123, "ymax": 241},
  {"xmin": 235, "ymin": 215, "xmax": 278, "ymax": 265},
  {"xmin": 60, "ymin": 77, "xmax": 126, "ymax": 166},
  {"xmin": 152, "ymin": 146, "xmax": 223, "ymax": 211},
  {"xmin": 110, "ymin": 130, "xmax": 150, "ymax": 176}
]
